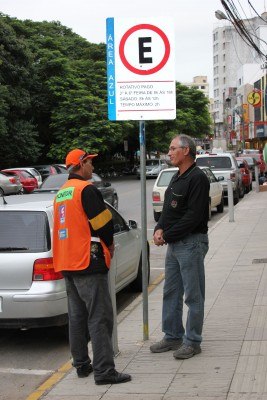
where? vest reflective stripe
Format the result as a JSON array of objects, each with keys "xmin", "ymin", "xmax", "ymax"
[{"xmin": 53, "ymin": 179, "xmax": 111, "ymax": 272}]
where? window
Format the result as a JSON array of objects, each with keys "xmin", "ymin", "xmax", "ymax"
[
  {"xmin": 107, "ymin": 205, "xmax": 128, "ymax": 234},
  {"xmin": 157, "ymin": 170, "xmax": 177, "ymax": 187},
  {"xmin": 0, "ymin": 211, "xmax": 50, "ymax": 252}
]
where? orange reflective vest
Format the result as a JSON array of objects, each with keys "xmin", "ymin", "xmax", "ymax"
[{"xmin": 53, "ymin": 179, "xmax": 111, "ymax": 272}]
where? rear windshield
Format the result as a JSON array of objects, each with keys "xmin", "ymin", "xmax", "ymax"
[
  {"xmin": 146, "ymin": 160, "xmax": 160, "ymax": 166},
  {"xmin": 0, "ymin": 211, "xmax": 50, "ymax": 252},
  {"xmin": 196, "ymin": 157, "xmax": 232, "ymax": 169},
  {"xmin": 157, "ymin": 170, "xmax": 177, "ymax": 187},
  {"xmin": 41, "ymin": 174, "xmax": 68, "ymax": 188}
]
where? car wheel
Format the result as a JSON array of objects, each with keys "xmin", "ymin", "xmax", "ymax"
[
  {"xmin": 216, "ymin": 195, "xmax": 224, "ymax": 213},
  {"xmin": 0, "ymin": 188, "xmax": 4, "ymax": 197},
  {"xmin": 153, "ymin": 210, "xmax": 161, "ymax": 222},
  {"xmin": 250, "ymin": 182, "xmax": 253, "ymax": 191},
  {"xmin": 131, "ymin": 251, "xmax": 150, "ymax": 292},
  {"xmin": 112, "ymin": 195, "xmax": 119, "ymax": 210}
]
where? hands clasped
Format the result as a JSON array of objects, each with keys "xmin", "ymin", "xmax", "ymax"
[{"xmin": 153, "ymin": 229, "xmax": 166, "ymax": 246}]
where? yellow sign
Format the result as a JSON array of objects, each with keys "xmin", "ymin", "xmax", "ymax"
[{"xmin": 247, "ymin": 91, "xmax": 261, "ymax": 106}]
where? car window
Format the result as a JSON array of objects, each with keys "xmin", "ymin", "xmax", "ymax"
[
  {"xmin": 106, "ymin": 204, "xmax": 128, "ymax": 234},
  {"xmin": 203, "ymin": 168, "xmax": 216, "ymax": 183},
  {"xmin": 41, "ymin": 174, "xmax": 68, "ymax": 188},
  {"xmin": 196, "ymin": 157, "xmax": 232, "ymax": 169},
  {"xmin": 157, "ymin": 170, "xmax": 177, "ymax": 187},
  {"xmin": 0, "ymin": 211, "xmax": 50, "ymax": 252},
  {"xmin": 146, "ymin": 160, "xmax": 160, "ymax": 166}
]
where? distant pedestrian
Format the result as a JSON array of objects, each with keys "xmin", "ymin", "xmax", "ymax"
[
  {"xmin": 53, "ymin": 148, "xmax": 131, "ymax": 385},
  {"xmin": 150, "ymin": 134, "xmax": 210, "ymax": 359}
]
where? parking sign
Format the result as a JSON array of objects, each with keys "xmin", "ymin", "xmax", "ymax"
[{"xmin": 106, "ymin": 17, "xmax": 176, "ymax": 121}]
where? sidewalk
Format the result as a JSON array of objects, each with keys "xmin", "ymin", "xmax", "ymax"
[{"xmin": 37, "ymin": 189, "xmax": 267, "ymax": 400}]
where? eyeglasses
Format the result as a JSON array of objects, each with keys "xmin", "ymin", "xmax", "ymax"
[{"xmin": 168, "ymin": 146, "xmax": 186, "ymax": 152}]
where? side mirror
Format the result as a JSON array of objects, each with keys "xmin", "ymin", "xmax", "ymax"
[
  {"xmin": 217, "ymin": 176, "xmax": 224, "ymax": 181},
  {"xmin": 128, "ymin": 220, "xmax": 138, "ymax": 229},
  {"xmin": 104, "ymin": 182, "xmax": 111, "ymax": 187}
]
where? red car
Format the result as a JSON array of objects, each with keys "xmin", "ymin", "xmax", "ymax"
[
  {"xmin": 2, "ymin": 169, "xmax": 38, "ymax": 194},
  {"xmin": 236, "ymin": 158, "xmax": 253, "ymax": 193}
]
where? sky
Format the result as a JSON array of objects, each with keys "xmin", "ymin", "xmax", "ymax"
[{"xmin": 0, "ymin": 0, "xmax": 264, "ymax": 95}]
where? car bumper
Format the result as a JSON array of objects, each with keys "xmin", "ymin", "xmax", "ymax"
[
  {"xmin": 152, "ymin": 201, "xmax": 163, "ymax": 212},
  {"xmin": 0, "ymin": 281, "xmax": 68, "ymax": 328}
]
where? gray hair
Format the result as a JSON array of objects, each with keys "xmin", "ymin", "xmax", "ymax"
[{"xmin": 174, "ymin": 134, "xmax": 196, "ymax": 159}]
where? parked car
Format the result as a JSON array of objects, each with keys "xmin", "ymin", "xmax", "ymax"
[
  {"xmin": 136, "ymin": 159, "xmax": 168, "ymax": 179},
  {"xmin": 0, "ymin": 172, "xmax": 23, "ymax": 197},
  {"xmin": 196, "ymin": 152, "xmax": 244, "ymax": 204},
  {"xmin": 4, "ymin": 167, "xmax": 42, "ymax": 188},
  {"xmin": 2, "ymin": 169, "xmax": 38, "ymax": 194},
  {"xmin": 0, "ymin": 196, "xmax": 150, "ymax": 330},
  {"xmin": 240, "ymin": 156, "xmax": 257, "ymax": 181},
  {"xmin": 152, "ymin": 166, "xmax": 224, "ymax": 222},
  {"xmin": 27, "ymin": 164, "xmax": 67, "ymax": 181},
  {"xmin": 33, "ymin": 172, "xmax": 119, "ymax": 210},
  {"xmin": 236, "ymin": 157, "xmax": 253, "ymax": 193}
]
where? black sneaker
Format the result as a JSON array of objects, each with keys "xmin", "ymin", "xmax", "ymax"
[
  {"xmin": 95, "ymin": 370, "xmax": 131, "ymax": 385},
  {"xmin": 76, "ymin": 363, "xmax": 93, "ymax": 378}
]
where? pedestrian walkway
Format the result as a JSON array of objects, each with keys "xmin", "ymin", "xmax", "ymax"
[{"xmin": 34, "ymin": 189, "xmax": 267, "ymax": 400}]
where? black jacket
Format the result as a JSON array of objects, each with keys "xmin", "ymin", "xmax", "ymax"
[{"xmin": 155, "ymin": 163, "xmax": 210, "ymax": 243}]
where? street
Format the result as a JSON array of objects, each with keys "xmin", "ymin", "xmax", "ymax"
[{"xmin": 0, "ymin": 176, "xmax": 228, "ymax": 400}]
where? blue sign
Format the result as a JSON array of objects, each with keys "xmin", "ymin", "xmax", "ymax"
[{"xmin": 106, "ymin": 18, "xmax": 116, "ymax": 120}]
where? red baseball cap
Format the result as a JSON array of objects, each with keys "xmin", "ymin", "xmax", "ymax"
[{"xmin": 66, "ymin": 149, "xmax": 98, "ymax": 169}]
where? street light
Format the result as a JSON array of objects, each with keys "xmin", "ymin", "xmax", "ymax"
[{"xmin": 215, "ymin": 10, "xmax": 228, "ymax": 21}]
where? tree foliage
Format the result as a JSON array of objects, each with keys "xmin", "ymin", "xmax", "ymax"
[{"xmin": 0, "ymin": 13, "xmax": 211, "ymax": 167}]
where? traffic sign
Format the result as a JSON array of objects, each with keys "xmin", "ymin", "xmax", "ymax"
[{"xmin": 106, "ymin": 17, "xmax": 176, "ymax": 121}]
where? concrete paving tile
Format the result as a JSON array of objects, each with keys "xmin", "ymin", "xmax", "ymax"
[
  {"xmin": 165, "ymin": 396, "xmax": 226, "ymax": 400},
  {"xmin": 102, "ymin": 395, "xmax": 164, "ymax": 400},
  {"xmin": 106, "ymin": 373, "xmax": 173, "ymax": 394},
  {"xmin": 235, "ymin": 355, "xmax": 267, "ymax": 373},
  {"xmin": 47, "ymin": 372, "xmax": 107, "ymax": 397},
  {"xmin": 167, "ymin": 373, "xmax": 232, "ymax": 396},
  {"xmin": 245, "ymin": 306, "xmax": 267, "ymax": 340},
  {"xmin": 230, "ymin": 371, "xmax": 267, "ymax": 393},
  {"xmin": 125, "ymin": 355, "xmax": 182, "ymax": 374},
  {"xmin": 42, "ymin": 397, "xmax": 100, "ymax": 400},
  {"xmin": 178, "ymin": 356, "xmax": 238, "ymax": 374},
  {"xmin": 200, "ymin": 341, "xmax": 242, "ymax": 357},
  {"xmin": 228, "ymin": 394, "xmax": 267, "ymax": 400},
  {"xmin": 241, "ymin": 341, "xmax": 267, "ymax": 355}
]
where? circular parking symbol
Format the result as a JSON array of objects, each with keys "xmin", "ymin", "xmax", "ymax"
[{"xmin": 119, "ymin": 24, "xmax": 170, "ymax": 75}]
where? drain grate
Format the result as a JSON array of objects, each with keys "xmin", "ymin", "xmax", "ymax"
[{"xmin": 252, "ymin": 258, "xmax": 267, "ymax": 264}]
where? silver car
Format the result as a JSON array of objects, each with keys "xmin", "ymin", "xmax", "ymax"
[
  {"xmin": 0, "ymin": 196, "xmax": 149, "ymax": 330},
  {"xmin": 0, "ymin": 172, "xmax": 23, "ymax": 196},
  {"xmin": 136, "ymin": 159, "xmax": 168, "ymax": 179}
]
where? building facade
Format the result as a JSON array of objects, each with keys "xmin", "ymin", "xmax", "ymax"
[{"xmin": 213, "ymin": 14, "xmax": 267, "ymax": 150}]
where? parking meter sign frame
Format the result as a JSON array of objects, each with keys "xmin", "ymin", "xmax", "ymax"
[{"xmin": 106, "ymin": 17, "xmax": 176, "ymax": 121}]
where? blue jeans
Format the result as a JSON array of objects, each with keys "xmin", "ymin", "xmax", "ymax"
[
  {"xmin": 163, "ymin": 233, "xmax": 208, "ymax": 346},
  {"xmin": 65, "ymin": 273, "xmax": 115, "ymax": 379}
]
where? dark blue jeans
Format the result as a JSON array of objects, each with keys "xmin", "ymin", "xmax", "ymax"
[
  {"xmin": 163, "ymin": 233, "xmax": 209, "ymax": 346},
  {"xmin": 65, "ymin": 273, "xmax": 115, "ymax": 379}
]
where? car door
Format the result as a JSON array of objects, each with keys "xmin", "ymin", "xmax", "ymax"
[
  {"xmin": 205, "ymin": 168, "xmax": 222, "ymax": 207},
  {"xmin": 108, "ymin": 205, "xmax": 140, "ymax": 292}
]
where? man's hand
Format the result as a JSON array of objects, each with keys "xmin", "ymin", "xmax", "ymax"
[
  {"xmin": 108, "ymin": 242, "xmax": 115, "ymax": 258},
  {"xmin": 153, "ymin": 229, "xmax": 165, "ymax": 246}
]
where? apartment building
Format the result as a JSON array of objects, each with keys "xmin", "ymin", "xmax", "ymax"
[{"xmin": 213, "ymin": 14, "xmax": 266, "ymax": 147}]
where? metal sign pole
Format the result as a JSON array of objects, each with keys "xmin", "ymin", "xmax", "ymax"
[{"xmin": 139, "ymin": 120, "xmax": 149, "ymax": 341}]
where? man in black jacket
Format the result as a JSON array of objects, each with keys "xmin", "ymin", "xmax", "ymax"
[{"xmin": 150, "ymin": 135, "xmax": 210, "ymax": 359}]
